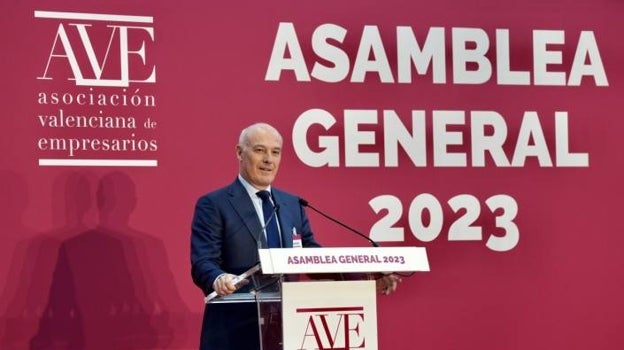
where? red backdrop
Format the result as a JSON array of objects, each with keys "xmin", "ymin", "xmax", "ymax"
[{"xmin": 1, "ymin": 0, "xmax": 623, "ymax": 349}]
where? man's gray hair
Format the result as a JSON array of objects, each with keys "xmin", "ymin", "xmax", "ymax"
[{"xmin": 238, "ymin": 122, "xmax": 282, "ymax": 148}]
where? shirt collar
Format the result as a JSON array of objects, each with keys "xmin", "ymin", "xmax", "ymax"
[{"xmin": 238, "ymin": 174, "xmax": 272, "ymax": 198}]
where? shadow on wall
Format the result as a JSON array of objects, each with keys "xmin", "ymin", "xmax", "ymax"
[
  {"xmin": 0, "ymin": 170, "xmax": 90, "ymax": 349},
  {"xmin": 0, "ymin": 170, "xmax": 200, "ymax": 350}
]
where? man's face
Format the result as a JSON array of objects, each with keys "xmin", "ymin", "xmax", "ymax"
[{"xmin": 237, "ymin": 127, "xmax": 282, "ymax": 190}]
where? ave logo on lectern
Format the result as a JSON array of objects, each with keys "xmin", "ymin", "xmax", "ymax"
[{"xmin": 295, "ymin": 306, "xmax": 367, "ymax": 350}]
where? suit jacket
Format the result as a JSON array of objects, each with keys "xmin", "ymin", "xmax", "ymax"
[{"xmin": 190, "ymin": 178, "xmax": 321, "ymax": 349}]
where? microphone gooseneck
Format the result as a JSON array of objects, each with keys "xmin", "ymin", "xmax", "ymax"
[
  {"xmin": 298, "ymin": 197, "xmax": 380, "ymax": 247},
  {"xmin": 257, "ymin": 203, "xmax": 279, "ymax": 248}
]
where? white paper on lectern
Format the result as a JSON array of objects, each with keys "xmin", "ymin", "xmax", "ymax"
[{"xmin": 258, "ymin": 246, "xmax": 429, "ymax": 274}]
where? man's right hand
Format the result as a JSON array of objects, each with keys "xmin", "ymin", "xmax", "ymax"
[{"xmin": 212, "ymin": 273, "xmax": 249, "ymax": 296}]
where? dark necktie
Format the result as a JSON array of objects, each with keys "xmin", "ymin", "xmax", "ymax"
[{"xmin": 256, "ymin": 190, "xmax": 280, "ymax": 248}]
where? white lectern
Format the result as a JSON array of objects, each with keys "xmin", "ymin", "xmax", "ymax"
[{"xmin": 207, "ymin": 246, "xmax": 429, "ymax": 350}]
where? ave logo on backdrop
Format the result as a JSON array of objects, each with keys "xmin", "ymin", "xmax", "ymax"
[
  {"xmin": 34, "ymin": 10, "xmax": 156, "ymax": 87},
  {"xmin": 31, "ymin": 10, "xmax": 159, "ymax": 168}
]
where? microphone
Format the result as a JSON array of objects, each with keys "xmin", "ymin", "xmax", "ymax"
[
  {"xmin": 252, "ymin": 196, "xmax": 283, "ymax": 293},
  {"xmin": 298, "ymin": 197, "xmax": 380, "ymax": 247},
  {"xmin": 256, "ymin": 202, "xmax": 280, "ymax": 249}
]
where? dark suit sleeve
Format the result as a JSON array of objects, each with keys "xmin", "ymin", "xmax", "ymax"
[{"xmin": 190, "ymin": 195, "xmax": 224, "ymax": 295}]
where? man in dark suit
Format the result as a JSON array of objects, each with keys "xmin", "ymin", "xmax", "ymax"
[{"xmin": 190, "ymin": 122, "xmax": 399, "ymax": 350}]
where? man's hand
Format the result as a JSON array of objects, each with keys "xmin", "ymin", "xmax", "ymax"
[
  {"xmin": 375, "ymin": 273, "xmax": 402, "ymax": 295},
  {"xmin": 212, "ymin": 273, "xmax": 249, "ymax": 296}
]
